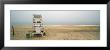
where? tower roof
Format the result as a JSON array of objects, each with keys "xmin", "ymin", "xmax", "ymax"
[{"xmin": 33, "ymin": 14, "xmax": 42, "ymax": 18}]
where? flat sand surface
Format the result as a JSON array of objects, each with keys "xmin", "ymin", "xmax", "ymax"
[{"xmin": 10, "ymin": 25, "xmax": 100, "ymax": 40}]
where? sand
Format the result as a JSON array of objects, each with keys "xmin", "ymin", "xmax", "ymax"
[{"xmin": 10, "ymin": 25, "xmax": 100, "ymax": 40}]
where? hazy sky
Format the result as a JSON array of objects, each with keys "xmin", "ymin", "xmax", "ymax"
[{"xmin": 10, "ymin": 10, "xmax": 100, "ymax": 25}]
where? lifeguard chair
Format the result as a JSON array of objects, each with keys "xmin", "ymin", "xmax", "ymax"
[{"xmin": 32, "ymin": 14, "xmax": 46, "ymax": 37}]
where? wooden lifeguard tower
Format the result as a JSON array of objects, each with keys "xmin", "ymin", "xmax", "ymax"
[{"xmin": 32, "ymin": 14, "xmax": 45, "ymax": 37}]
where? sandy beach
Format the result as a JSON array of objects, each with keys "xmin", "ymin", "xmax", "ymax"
[{"xmin": 10, "ymin": 25, "xmax": 100, "ymax": 40}]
